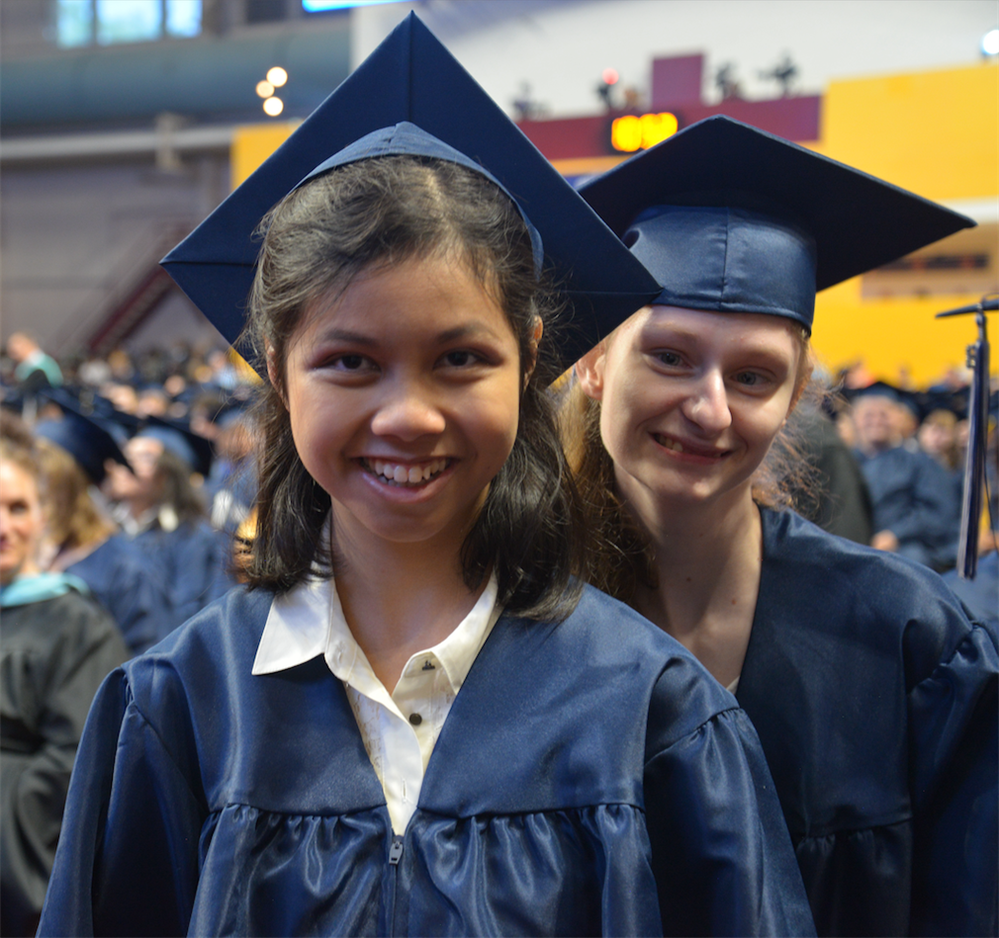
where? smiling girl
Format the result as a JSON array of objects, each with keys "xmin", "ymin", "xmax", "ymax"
[
  {"xmin": 37, "ymin": 19, "xmax": 813, "ymax": 938},
  {"xmin": 570, "ymin": 116, "xmax": 998, "ymax": 937}
]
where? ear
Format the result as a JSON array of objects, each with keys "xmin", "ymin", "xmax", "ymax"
[
  {"xmin": 265, "ymin": 344, "xmax": 288, "ymax": 409},
  {"xmin": 574, "ymin": 341, "xmax": 608, "ymax": 401},
  {"xmin": 523, "ymin": 317, "xmax": 543, "ymax": 389}
]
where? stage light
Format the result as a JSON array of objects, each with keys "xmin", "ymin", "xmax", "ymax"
[
  {"xmin": 256, "ymin": 80, "xmax": 275, "ymax": 98},
  {"xmin": 602, "ymin": 68, "xmax": 619, "ymax": 86},
  {"xmin": 983, "ymin": 28, "xmax": 999, "ymax": 56},
  {"xmin": 263, "ymin": 96, "xmax": 284, "ymax": 116},
  {"xmin": 267, "ymin": 66, "xmax": 288, "ymax": 87}
]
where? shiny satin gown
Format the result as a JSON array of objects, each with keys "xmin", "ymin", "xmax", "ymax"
[
  {"xmin": 737, "ymin": 508, "xmax": 998, "ymax": 937},
  {"xmin": 38, "ymin": 584, "xmax": 813, "ymax": 937}
]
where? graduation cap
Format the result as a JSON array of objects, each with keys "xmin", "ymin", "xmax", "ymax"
[
  {"xmin": 34, "ymin": 388, "xmax": 129, "ymax": 485},
  {"xmin": 579, "ymin": 115, "xmax": 975, "ymax": 332},
  {"xmin": 161, "ymin": 12, "xmax": 660, "ymax": 368}
]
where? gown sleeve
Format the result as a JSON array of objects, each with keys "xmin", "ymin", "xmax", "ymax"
[
  {"xmin": 908, "ymin": 618, "xmax": 998, "ymax": 936},
  {"xmin": 37, "ymin": 666, "xmax": 208, "ymax": 938},
  {"xmin": 643, "ymin": 665, "xmax": 815, "ymax": 938}
]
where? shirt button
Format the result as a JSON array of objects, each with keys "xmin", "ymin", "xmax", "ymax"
[{"xmin": 409, "ymin": 713, "xmax": 423, "ymax": 726}]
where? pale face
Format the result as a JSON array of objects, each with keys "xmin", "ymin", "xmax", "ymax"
[
  {"xmin": 577, "ymin": 305, "xmax": 803, "ymax": 512},
  {"xmin": 104, "ymin": 436, "xmax": 163, "ymax": 503},
  {"xmin": 0, "ymin": 459, "xmax": 44, "ymax": 586},
  {"xmin": 276, "ymin": 254, "xmax": 525, "ymax": 558},
  {"xmin": 852, "ymin": 395, "xmax": 898, "ymax": 453}
]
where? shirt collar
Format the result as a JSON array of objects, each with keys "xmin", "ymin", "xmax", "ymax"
[{"xmin": 252, "ymin": 571, "xmax": 501, "ymax": 698}]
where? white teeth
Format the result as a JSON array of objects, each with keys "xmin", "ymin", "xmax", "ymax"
[
  {"xmin": 656, "ymin": 435, "xmax": 684, "ymax": 453},
  {"xmin": 369, "ymin": 458, "xmax": 447, "ymax": 485}
]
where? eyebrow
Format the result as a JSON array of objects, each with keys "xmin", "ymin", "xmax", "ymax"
[{"xmin": 313, "ymin": 323, "xmax": 501, "ymax": 346}]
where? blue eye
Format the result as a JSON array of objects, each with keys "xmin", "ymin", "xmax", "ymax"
[{"xmin": 657, "ymin": 351, "xmax": 682, "ymax": 366}]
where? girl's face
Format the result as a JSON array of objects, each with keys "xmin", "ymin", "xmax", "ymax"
[
  {"xmin": 277, "ymin": 253, "xmax": 525, "ymax": 556},
  {"xmin": 0, "ymin": 459, "xmax": 44, "ymax": 586},
  {"xmin": 577, "ymin": 305, "xmax": 803, "ymax": 511}
]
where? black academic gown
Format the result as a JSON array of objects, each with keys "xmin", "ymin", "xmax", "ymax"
[
  {"xmin": 737, "ymin": 508, "xmax": 998, "ymax": 937},
  {"xmin": 0, "ymin": 589, "xmax": 128, "ymax": 937},
  {"xmin": 38, "ymin": 583, "xmax": 814, "ymax": 937}
]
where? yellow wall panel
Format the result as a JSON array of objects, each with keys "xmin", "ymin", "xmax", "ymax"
[
  {"xmin": 231, "ymin": 122, "xmax": 299, "ymax": 189},
  {"xmin": 810, "ymin": 63, "xmax": 998, "ymax": 202},
  {"xmin": 805, "ymin": 63, "xmax": 998, "ymax": 384}
]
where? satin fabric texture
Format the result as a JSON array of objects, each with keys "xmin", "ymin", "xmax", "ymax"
[
  {"xmin": 39, "ymin": 584, "xmax": 813, "ymax": 937},
  {"xmin": 738, "ymin": 508, "xmax": 998, "ymax": 937}
]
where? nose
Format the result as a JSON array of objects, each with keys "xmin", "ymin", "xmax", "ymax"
[
  {"xmin": 680, "ymin": 370, "xmax": 732, "ymax": 433},
  {"xmin": 369, "ymin": 378, "xmax": 447, "ymax": 441}
]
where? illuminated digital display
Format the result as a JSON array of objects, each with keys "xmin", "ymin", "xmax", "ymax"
[{"xmin": 611, "ymin": 112, "xmax": 679, "ymax": 152}]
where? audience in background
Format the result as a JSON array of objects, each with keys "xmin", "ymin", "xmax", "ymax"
[
  {"xmin": 851, "ymin": 385, "xmax": 963, "ymax": 570},
  {"xmin": 0, "ymin": 414, "xmax": 127, "ymax": 937}
]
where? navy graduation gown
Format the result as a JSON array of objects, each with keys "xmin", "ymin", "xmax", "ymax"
[
  {"xmin": 65, "ymin": 534, "xmax": 175, "ymax": 656},
  {"xmin": 738, "ymin": 508, "xmax": 998, "ymax": 937},
  {"xmin": 133, "ymin": 520, "xmax": 234, "ymax": 640},
  {"xmin": 854, "ymin": 446, "xmax": 960, "ymax": 570},
  {"xmin": 39, "ymin": 584, "xmax": 814, "ymax": 937}
]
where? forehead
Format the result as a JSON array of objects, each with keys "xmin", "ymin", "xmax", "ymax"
[
  {"xmin": 853, "ymin": 395, "xmax": 896, "ymax": 415},
  {"xmin": 126, "ymin": 436, "xmax": 164, "ymax": 459},
  {"xmin": 298, "ymin": 253, "xmax": 514, "ymax": 343},
  {"xmin": 0, "ymin": 458, "xmax": 39, "ymax": 501},
  {"xmin": 615, "ymin": 305, "xmax": 802, "ymax": 353}
]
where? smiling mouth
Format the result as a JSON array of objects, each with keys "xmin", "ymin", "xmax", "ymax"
[
  {"xmin": 653, "ymin": 433, "xmax": 726, "ymax": 459},
  {"xmin": 362, "ymin": 457, "xmax": 450, "ymax": 486}
]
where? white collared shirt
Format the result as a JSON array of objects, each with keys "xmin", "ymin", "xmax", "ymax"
[{"xmin": 252, "ymin": 572, "xmax": 502, "ymax": 834}]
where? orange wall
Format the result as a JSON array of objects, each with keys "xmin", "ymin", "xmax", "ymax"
[{"xmin": 806, "ymin": 62, "xmax": 998, "ymax": 385}]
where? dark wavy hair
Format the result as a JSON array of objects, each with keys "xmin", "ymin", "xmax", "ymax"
[
  {"xmin": 243, "ymin": 155, "xmax": 585, "ymax": 621},
  {"xmin": 561, "ymin": 327, "xmax": 816, "ymax": 603}
]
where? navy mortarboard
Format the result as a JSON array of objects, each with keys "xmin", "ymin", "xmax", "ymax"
[
  {"xmin": 34, "ymin": 388, "xmax": 129, "ymax": 485},
  {"xmin": 579, "ymin": 115, "xmax": 975, "ymax": 333},
  {"xmin": 161, "ymin": 12, "xmax": 659, "ymax": 368}
]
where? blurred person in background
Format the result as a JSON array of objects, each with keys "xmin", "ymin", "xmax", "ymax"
[
  {"xmin": 103, "ymin": 424, "xmax": 233, "ymax": 636},
  {"xmin": 918, "ymin": 407, "xmax": 963, "ymax": 474},
  {"xmin": 4, "ymin": 333, "xmax": 63, "ymax": 420},
  {"xmin": 851, "ymin": 385, "xmax": 961, "ymax": 570},
  {"xmin": 0, "ymin": 415, "xmax": 127, "ymax": 937},
  {"xmin": 782, "ymin": 386, "xmax": 873, "ymax": 545},
  {"xmin": 33, "ymin": 399, "xmax": 175, "ymax": 655}
]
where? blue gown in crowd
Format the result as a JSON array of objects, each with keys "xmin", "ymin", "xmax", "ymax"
[
  {"xmin": 736, "ymin": 508, "xmax": 998, "ymax": 937},
  {"xmin": 38, "ymin": 584, "xmax": 815, "ymax": 937},
  {"xmin": 133, "ymin": 519, "xmax": 234, "ymax": 639},
  {"xmin": 64, "ymin": 534, "xmax": 175, "ymax": 656},
  {"xmin": 854, "ymin": 445, "xmax": 962, "ymax": 570}
]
